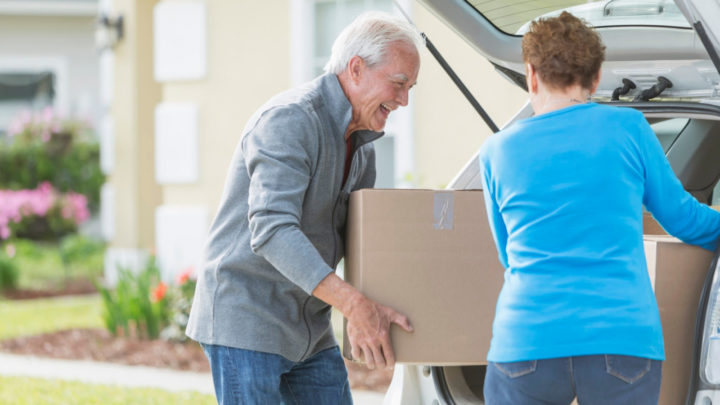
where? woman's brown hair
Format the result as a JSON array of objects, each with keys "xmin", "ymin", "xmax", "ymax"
[{"xmin": 521, "ymin": 11, "xmax": 606, "ymax": 91}]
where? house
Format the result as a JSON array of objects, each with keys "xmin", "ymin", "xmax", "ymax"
[
  {"xmin": 0, "ymin": 0, "xmax": 100, "ymax": 135},
  {"xmin": 101, "ymin": 0, "xmax": 527, "ymax": 282}
]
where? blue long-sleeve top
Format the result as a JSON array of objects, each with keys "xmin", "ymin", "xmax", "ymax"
[{"xmin": 478, "ymin": 102, "xmax": 720, "ymax": 362}]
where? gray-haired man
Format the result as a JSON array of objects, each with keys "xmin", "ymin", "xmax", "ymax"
[{"xmin": 186, "ymin": 12, "xmax": 423, "ymax": 405}]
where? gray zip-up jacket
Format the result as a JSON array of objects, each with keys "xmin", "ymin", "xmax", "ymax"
[{"xmin": 186, "ymin": 74, "xmax": 383, "ymax": 361}]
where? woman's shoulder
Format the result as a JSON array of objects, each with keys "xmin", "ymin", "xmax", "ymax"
[{"xmin": 589, "ymin": 103, "xmax": 644, "ymax": 121}]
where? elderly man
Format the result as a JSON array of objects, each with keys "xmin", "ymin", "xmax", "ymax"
[{"xmin": 186, "ymin": 12, "xmax": 423, "ymax": 405}]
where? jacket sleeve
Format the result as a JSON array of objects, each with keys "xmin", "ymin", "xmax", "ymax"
[
  {"xmin": 243, "ymin": 105, "xmax": 334, "ymax": 294},
  {"xmin": 639, "ymin": 113, "xmax": 720, "ymax": 251},
  {"xmin": 479, "ymin": 151, "xmax": 510, "ymax": 269}
]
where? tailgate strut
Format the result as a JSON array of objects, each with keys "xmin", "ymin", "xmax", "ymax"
[{"xmin": 393, "ymin": 1, "xmax": 500, "ymax": 134}]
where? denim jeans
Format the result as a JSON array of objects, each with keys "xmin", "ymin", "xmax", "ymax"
[
  {"xmin": 484, "ymin": 355, "xmax": 662, "ymax": 405},
  {"xmin": 202, "ymin": 344, "xmax": 352, "ymax": 405}
]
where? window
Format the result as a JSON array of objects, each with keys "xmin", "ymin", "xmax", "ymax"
[
  {"xmin": 649, "ymin": 118, "xmax": 688, "ymax": 152},
  {"xmin": 0, "ymin": 71, "xmax": 56, "ymax": 136},
  {"xmin": 311, "ymin": 0, "xmax": 393, "ymax": 77}
]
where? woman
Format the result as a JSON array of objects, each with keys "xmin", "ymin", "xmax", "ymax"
[{"xmin": 478, "ymin": 12, "xmax": 720, "ymax": 405}]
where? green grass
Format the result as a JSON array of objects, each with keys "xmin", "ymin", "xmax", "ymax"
[
  {"xmin": 0, "ymin": 295, "xmax": 103, "ymax": 340},
  {"xmin": 0, "ymin": 376, "xmax": 215, "ymax": 405},
  {"xmin": 11, "ymin": 239, "xmax": 104, "ymax": 291}
]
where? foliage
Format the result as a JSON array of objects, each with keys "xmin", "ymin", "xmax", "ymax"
[
  {"xmin": 59, "ymin": 234, "xmax": 105, "ymax": 280},
  {"xmin": 0, "ymin": 107, "xmax": 104, "ymax": 211},
  {"xmin": 96, "ymin": 257, "xmax": 171, "ymax": 340},
  {"xmin": 0, "ymin": 254, "xmax": 18, "ymax": 290},
  {"xmin": 160, "ymin": 267, "xmax": 197, "ymax": 342},
  {"xmin": 0, "ymin": 376, "xmax": 215, "ymax": 405},
  {"xmin": 8, "ymin": 238, "xmax": 104, "ymax": 291},
  {"xmin": 0, "ymin": 295, "xmax": 103, "ymax": 340},
  {"xmin": 0, "ymin": 183, "xmax": 90, "ymax": 241}
]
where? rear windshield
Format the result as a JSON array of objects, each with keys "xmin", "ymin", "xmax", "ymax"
[{"xmin": 465, "ymin": 0, "xmax": 691, "ymax": 35}]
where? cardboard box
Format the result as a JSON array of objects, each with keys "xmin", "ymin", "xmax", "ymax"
[
  {"xmin": 343, "ymin": 188, "xmax": 716, "ymax": 405},
  {"xmin": 644, "ymin": 236, "xmax": 714, "ymax": 405},
  {"xmin": 343, "ymin": 189, "xmax": 504, "ymax": 364}
]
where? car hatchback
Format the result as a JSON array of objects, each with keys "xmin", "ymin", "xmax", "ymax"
[{"xmin": 381, "ymin": 0, "xmax": 720, "ymax": 404}]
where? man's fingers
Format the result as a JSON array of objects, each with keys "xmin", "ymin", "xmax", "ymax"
[
  {"xmin": 351, "ymin": 342, "xmax": 362, "ymax": 362},
  {"xmin": 381, "ymin": 340, "xmax": 396, "ymax": 369},
  {"xmin": 392, "ymin": 312, "xmax": 413, "ymax": 333},
  {"xmin": 370, "ymin": 343, "xmax": 386, "ymax": 369},
  {"xmin": 362, "ymin": 344, "xmax": 376, "ymax": 369}
]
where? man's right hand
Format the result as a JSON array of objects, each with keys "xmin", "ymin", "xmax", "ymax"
[
  {"xmin": 345, "ymin": 293, "xmax": 413, "ymax": 369},
  {"xmin": 312, "ymin": 273, "xmax": 413, "ymax": 370}
]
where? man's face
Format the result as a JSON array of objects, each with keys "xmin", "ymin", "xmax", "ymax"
[{"xmin": 349, "ymin": 42, "xmax": 420, "ymax": 133}]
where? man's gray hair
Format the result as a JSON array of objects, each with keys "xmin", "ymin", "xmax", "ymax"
[{"xmin": 324, "ymin": 11, "xmax": 424, "ymax": 75}]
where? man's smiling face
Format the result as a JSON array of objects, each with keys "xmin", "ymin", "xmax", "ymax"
[{"xmin": 346, "ymin": 41, "xmax": 420, "ymax": 134}]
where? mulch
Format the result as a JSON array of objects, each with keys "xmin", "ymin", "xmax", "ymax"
[
  {"xmin": 0, "ymin": 287, "xmax": 393, "ymax": 392},
  {"xmin": 1, "ymin": 279, "xmax": 97, "ymax": 300}
]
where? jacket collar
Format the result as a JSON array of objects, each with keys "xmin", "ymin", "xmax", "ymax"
[{"xmin": 319, "ymin": 73, "xmax": 384, "ymax": 148}]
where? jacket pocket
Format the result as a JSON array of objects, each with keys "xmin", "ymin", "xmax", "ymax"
[
  {"xmin": 492, "ymin": 360, "xmax": 537, "ymax": 378},
  {"xmin": 605, "ymin": 355, "xmax": 651, "ymax": 384}
]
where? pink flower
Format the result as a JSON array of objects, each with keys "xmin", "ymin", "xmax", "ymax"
[
  {"xmin": 0, "ymin": 183, "xmax": 90, "ymax": 240},
  {"xmin": 41, "ymin": 106, "xmax": 54, "ymax": 123}
]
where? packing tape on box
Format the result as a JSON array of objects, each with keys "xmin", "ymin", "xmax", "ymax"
[{"xmin": 433, "ymin": 192, "xmax": 454, "ymax": 230}]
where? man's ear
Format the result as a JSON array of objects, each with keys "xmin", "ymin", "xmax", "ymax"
[
  {"xmin": 590, "ymin": 70, "xmax": 602, "ymax": 95},
  {"xmin": 526, "ymin": 63, "xmax": 538, "ymax": 94},
  {"xmin": 347, "ymin": 55, "xmax": 365, "ymax": 85}
]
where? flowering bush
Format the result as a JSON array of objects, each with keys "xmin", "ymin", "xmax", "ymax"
[
  {"xmin": 160, "ymin": 266, "xmax": 197, "ymax": 342},
  {"xmin": 0, "ymin": 108, "xmax": 103, "ymax": 211},
  {"xmin": 0, "ymin": 182, "xmax": 90, "ymax": 241},
  {"xmin": 96, "ymin": 256, "xmax": 171, "ymax": 340},
  {"xmin": 6, "ymin": 107, "xmax": 94, "ymax": 147}
]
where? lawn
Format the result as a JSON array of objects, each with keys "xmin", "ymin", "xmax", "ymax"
[
  {"xmin": 0, "ymin": 295, "xmax": 103, "ymax": 340},
  {"xmin": 11, "ymin": 238, "xmax": 104, "ymax": 291},
  {"xmin": 0, "ymin": 376, "xmax": 214, "ymax": 405}
]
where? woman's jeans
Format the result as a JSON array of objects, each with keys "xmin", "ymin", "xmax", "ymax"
[
  {"xmin": 202, "ymin": 344, "xmax": 353, "ymax": 405},
  {"xmin": 484, "ymin": 355, "xmax": 662, "ymax": 405}
]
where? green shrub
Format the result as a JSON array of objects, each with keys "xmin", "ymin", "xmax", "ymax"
[
  {"xmin": 59, "ymin": 234, "xmax": 105, "ymax": 266},
  {"xmin": 0, "ymin": 255, "xmax": 18, "ymax": 290},
  {"xmin": 96, "ymin": 257, "xmax": 171, "ymax": 339},
  {"xmin": 0, "ymin": 109, "xmax": 104, "ymax": 212},
  {"xmin": 0, "ymin": 142, "xmax": 103, "ymax": 212}
]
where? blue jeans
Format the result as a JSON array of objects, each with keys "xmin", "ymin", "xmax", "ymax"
[
  {"xmin": 201, "ymin": 344, "xmax": 352, "ymax": 405},
  {"xmin": 484, "ymin": 355, "xmax": 662, "ymax": 405}
]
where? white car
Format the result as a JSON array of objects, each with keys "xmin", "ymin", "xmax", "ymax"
[{"xmin": 383, "ymin": 0, "xmax": 720, "ymax": 404}]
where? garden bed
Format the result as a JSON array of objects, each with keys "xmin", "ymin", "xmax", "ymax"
[
  {"xmin": 1, "ymin": 278, "xmax": 96, "ymax": 300},
  {"xmin": 0, "ymin": 327, "xmax": 393, "ymax": 392}
]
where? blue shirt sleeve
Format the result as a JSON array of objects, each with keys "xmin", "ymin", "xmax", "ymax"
[
  {"xmin": 639, "ymin": 113, "xmax": 720, "ymax": 251},
  {"xmin": 479, "ymin": 150, "xmax": 510, "ymax": 269}
]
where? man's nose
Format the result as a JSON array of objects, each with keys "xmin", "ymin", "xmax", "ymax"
[{"xmin": 396, "ymin": 88, "xmax": 409, "ymax": 107}]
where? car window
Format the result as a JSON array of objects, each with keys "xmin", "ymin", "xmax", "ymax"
[
  {"xmin": 465, "ymin": 0, "xmax": 690, "ymax": 36},
  {"xmin": 649, "ymin": 118, "xmax": 688, "ymax": 152}
]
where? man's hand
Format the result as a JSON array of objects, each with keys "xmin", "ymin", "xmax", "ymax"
[
  {"xmin": 313, "ymin": 273, "xmax": 413, "ymax": 370},
  {"xmin": 344, "ymin": 292, "xmax": 412, "ymax": 369}
]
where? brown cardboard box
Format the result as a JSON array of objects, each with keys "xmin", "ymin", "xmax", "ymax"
[
  {"xmin": 644, "ymin": 236, "xmax": 714, "ymax": 405},
  {"xmin": 343, "ymin": 189, "xmax": 716, "ymax": 404},
  {"xmin": 343, "ymin": 189, "xmax": 504, "ymax": 364}
]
